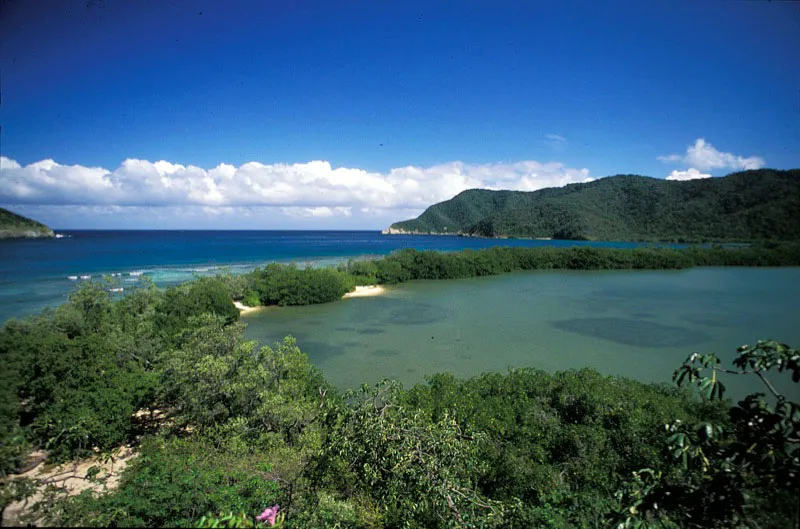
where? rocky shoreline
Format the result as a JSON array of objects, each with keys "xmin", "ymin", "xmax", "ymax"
[
  {"xmin": 0, "ymin": 208, "xmax": 56, "ymax": 240},
  {"xmin": 381, "ymin": 227, "xmax": 464, "ymax": 236},
  {"xmin": 0, "ymin": 228, "xmax": 55, "ymax": 240},
  {"xmin": 380, "ymin": 227, "xmax": 551, "ymax": 240}
]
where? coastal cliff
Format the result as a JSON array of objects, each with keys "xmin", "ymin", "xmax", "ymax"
[
  {"xmin": 380, "ymin": 227, "xmax": 460, "ymax": 236},
  {"xmin": 0, "ymin": 207, "xmax": 55, "ymax": 239},
  {"xmin": 381, "ymin": 227, "xmax": 414, "ymax": 235}
]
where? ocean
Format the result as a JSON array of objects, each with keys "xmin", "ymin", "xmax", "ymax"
[{"xmin": 0, "ymin": 230, "xmax": 654, "ymax": 323}]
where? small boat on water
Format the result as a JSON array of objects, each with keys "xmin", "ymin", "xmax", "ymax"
[{"xmin": 67, "ymin": 275, "xmax": 78, "ymax": 280}]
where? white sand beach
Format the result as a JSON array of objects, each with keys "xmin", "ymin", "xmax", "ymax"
[
  {"xmin": 234, "ymin": 300, "xmax": 263, "ymax": 314},
  {"xmin": 234, "ymin": 286, "xmax": 385, "ymax": 312},
  {"xmin": 342, "ymin": 285, "xmax": 386, "ymax": 298}
]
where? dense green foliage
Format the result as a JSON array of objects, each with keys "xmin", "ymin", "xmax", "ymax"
[
  {"xmin": 616, "ymin": 340, "xmax": 800, "ymax": 529},
  {"xmin": 336, "ymin": 243, "xmax": 800, "ymax": 286},
  {"xmin": 1, "ymin": 247, "xmax": 799, "ymax": 527},
  {"xmin": 0, "ymin": 207, "xmax": 54, "ymax": 239},
  {"xmin": 389, "ymin": 169, "xmax": 800, "ymax": 242},
  {"xmin": 212, "ymin": 262, "xmax": 373, "ymax": 308},
  {"xmin": 158, "ymin": 277, "xmax": 242, "ymax": 337},
  {"xmin": 213, "ymin": 244, "xmax": 800, "ymax": 310},
  {"xmin": 248, "ymin": 264, "xmax": 356, "ymax": 306},
  {"xmin": 0, "ymin": 278, "xmax": 239, "ymax": 466}
]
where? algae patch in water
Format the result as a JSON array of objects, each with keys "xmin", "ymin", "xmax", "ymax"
[{"xmin": 550, "ymin": 317, "xmax": 709, "ymax": 348}]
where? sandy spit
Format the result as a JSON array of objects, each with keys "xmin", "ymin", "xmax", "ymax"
[
  {"xmin": 342, "ymin": 285, "xmax": 386, "ymax": 298},
  {"xmin": 234, "ymin": 300, "xmax": 264, "ymax": 314}
]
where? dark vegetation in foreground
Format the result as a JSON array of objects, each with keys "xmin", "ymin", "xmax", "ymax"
[
  {"xmin": 389, "ymin": 169, "xmax": 800, "ymax": 242},
  {"xmin": 0, "ymin": 244, "xmax": 798, "ymax": 528}
]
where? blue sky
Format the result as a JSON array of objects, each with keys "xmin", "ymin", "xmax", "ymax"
[{"xmin": 1, "ymin": 0, "xmax": 798, "ymax": 229}]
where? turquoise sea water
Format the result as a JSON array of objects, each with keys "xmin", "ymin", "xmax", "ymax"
[{"xmin": 0, "ymin": 230, "xmax": 660, "ymax": 322}]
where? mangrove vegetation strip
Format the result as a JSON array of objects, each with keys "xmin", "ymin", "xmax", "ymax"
[{"xmin": 226, "ymin": 243, "xmax": 800, "ymax": 307}]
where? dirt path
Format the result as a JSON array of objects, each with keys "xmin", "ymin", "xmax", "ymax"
[{"xmin": 2, "ymin": 446, "xmax": 137, "ymax": 527}]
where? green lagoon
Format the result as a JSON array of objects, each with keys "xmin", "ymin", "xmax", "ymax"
[{"xmin": 244, "ymin": 267, "xmax": 800, "ymax": 400}]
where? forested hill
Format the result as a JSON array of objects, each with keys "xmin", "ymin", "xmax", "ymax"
[
  {"xmin": 0, "ymin": 208, "xmax": 55, "ymax": 239},
  {"xmin": 387, "ymin": 169, "xmax": 800, "ymax": 242}
]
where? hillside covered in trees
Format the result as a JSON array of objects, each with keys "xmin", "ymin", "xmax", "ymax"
[
  {"xmin": 387, "ymin": 169, "xmax": 800, "ymax": 242},
  {"xmin": 0, "ymin": 208, "xmax": 54, "ymax": 240}
]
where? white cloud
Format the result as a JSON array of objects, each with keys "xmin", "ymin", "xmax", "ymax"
[
  {"xmin": 281, "ymin": 206, "xmax": 353, "ymax": 218},
  {"xmin": 0, "ymin": 156, "xmax": 592, "ymax": 211},
  {"xmin": 665, "ymin": 168, "xmax": 712, "ymax": 181},
  {"xmin": 0, "ymin": 203, "xmax": 424, "ymax": 230},
  {"xmin": 545, "ymin": 134, "xmax": 566, "ymax": 142},
  {"xmin": 658, "ymin": 138, "xmax": 764, "ymax": 171}
]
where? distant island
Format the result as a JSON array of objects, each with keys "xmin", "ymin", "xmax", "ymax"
[
  {"xmin": 0, "ymin": 207, "xmax": 55, "ymax": 239},
  {"xmin": 386, "ymin": 169, "xmax": 800, "ymax": 242}
]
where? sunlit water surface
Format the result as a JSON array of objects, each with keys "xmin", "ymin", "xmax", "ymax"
[
  {"xmin": 243, "ymin": 268, "xmax": 800, "ymax": 400},
  {"xmin": 0, "ymin": 230, "xmax": 663, "ymax": 322}
]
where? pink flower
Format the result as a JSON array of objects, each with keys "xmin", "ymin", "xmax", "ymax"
[{"xmin": 256, "ymin": 505, "xmax": 280, "ymax": 525}]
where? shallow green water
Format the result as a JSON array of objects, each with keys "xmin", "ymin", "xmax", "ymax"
[{"xmin": 243, "ymin": 268, "xmax": 800, "ymax": 400}]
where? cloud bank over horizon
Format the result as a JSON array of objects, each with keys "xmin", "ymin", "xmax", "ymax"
[
  {"xmin": 0, "ymin": 156, "xmax": 594, "ymax": 208},
  {"xmin": 0, "ymin": 155, "xmax": 593, "ymax": 228}
]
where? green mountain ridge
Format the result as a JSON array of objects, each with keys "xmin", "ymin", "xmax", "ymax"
[
  {"xmin": 0, "ymin": 208, "xmax": 55, "ymax": 239},
  {"xmin": 388, "ymin": 169, "xmax": 800, "ymax": 242}
]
